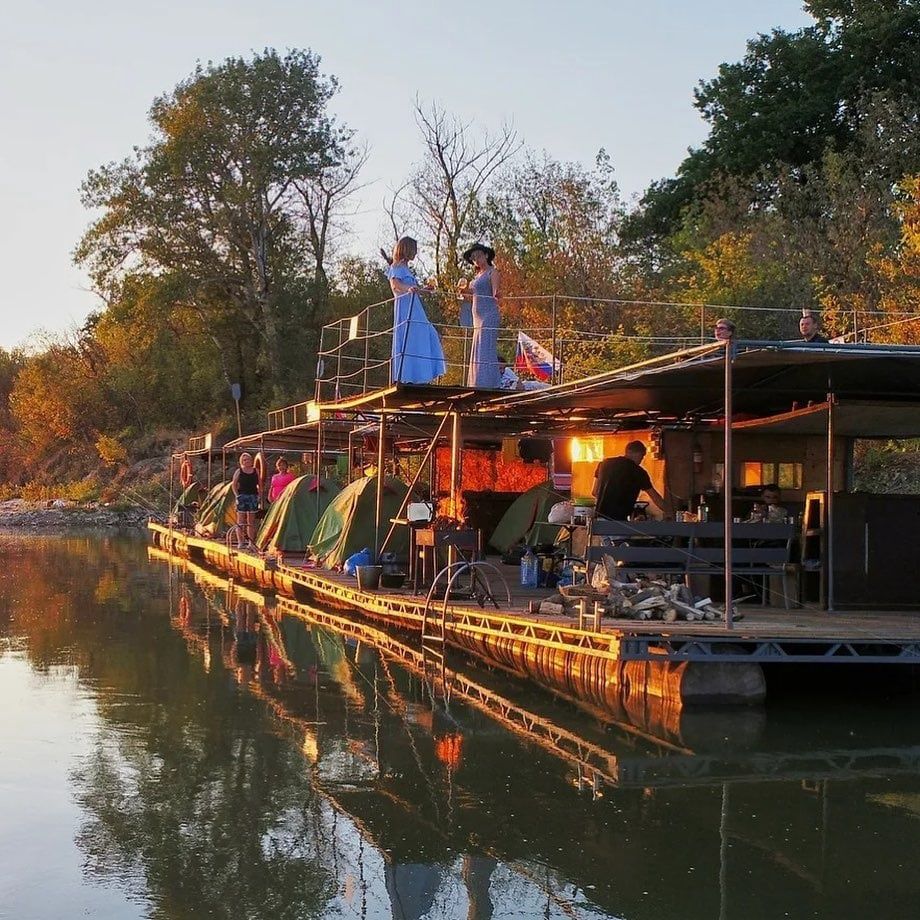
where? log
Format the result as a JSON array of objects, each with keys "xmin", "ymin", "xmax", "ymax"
[{"xmin": 538, "ymin": 601, "xmax": 565, "ymax": 617}]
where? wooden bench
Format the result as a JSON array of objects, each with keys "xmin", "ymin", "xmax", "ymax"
[{"xmin": 586, "ymin": 519, "xmax": 797, "ymax": 607}]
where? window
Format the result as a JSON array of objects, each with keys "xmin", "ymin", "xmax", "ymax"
[
  {"xmin": 570, "ymin": 437, "xmax": 605, "ymax": 463},
  {"xmin": 741, "ymin": 461, "xmax": 803, "ymax": 489}
]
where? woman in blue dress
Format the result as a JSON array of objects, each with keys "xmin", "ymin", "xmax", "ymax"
[
  {"xmin": 386, "ymin": 236, "xmax": 446, "ymax": 385},
  {"xmin": 461, "ymin": 243, "xmax": 502, "ymax": 388}
]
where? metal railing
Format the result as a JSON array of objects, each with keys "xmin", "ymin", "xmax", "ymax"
[
  {"xmin": 312, "ymin": 292, "xmax": 712, "ymax": 405},
  {"xmin": 306, "ymin": 289, "xmax": 920, "ymax": 408}
]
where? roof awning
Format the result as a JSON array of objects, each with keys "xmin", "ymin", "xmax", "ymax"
[
  {"xmin": 733, "ymin": 401, "xmax": 920, "ymax": 439},
  {"xmin": 485, "ymin": 342, "xmax": 920, "ymax": 422}
]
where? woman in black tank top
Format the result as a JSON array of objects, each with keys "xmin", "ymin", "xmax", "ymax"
[{"xmin": 232, "ymin": 453, "xmax": 262, "ymax": 546}]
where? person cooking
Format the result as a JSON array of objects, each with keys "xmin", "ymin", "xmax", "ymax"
[{"xmin": 593, "ymin": 441, "xmax": 667, "ymax": 520}]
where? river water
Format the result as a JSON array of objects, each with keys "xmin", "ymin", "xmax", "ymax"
[{"xmin": 3, "ymin": 532, "xmax": 920, "ymax": 919}]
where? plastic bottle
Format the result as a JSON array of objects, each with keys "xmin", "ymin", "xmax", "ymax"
[{"xmin": 520, "ymin": 547, "xmax": 538, "ymax": 588}]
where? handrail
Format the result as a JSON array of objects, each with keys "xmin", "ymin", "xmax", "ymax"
[{"xmin": 307, "ymin": 286, "xmax": 920, "ymax": 408}]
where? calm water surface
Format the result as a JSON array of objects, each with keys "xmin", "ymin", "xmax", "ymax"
[{"xmin": 2, "ymin": 532, "xmax": 920, "ymax": 919}]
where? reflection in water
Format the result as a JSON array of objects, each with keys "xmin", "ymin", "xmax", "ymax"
[{"xmin": 2, "ymin": 533, "xmax": 920, "ymax": 918}]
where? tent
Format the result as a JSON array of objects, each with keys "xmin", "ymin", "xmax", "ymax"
[
  {"xmin": 194, "ymin": 481, "xmax": 237, "ymax": 536},
  {"xmin": 173, "ymin": 479, "xmax": 207, "ymax": 514},
  {"xmin": 256, "ymin": 476, "xmax": 340, "ymax": 554},
  {"xmin": 308, "ymin": 475, "xmax": 409, "ymax": 569},
  {"xmin": 489, "ymin": 483, "xmax": 565, "ymax": 553}
]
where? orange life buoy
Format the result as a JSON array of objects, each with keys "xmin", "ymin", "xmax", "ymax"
[
  {"xmin": 253, "ymin": 451, "xmax": 266, "ymax": 486},
  {"xmin": 179, "ymin": 458, "xmax": 193, "ymax": 488}
]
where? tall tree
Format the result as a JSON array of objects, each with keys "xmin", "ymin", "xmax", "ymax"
[
  {"xmin": 76, "ymin": 49, "xmax": 350, "ymax": 405},
  {"xmin": 391, "ymin": 101, "xmax": 520, "ymax": 297},
  {"xmin": 625, "ymin": 0, "xmax": 920, "ymax": 244}
]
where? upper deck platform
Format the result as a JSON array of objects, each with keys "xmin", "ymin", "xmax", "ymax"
[{"xmin": 225, "ymin": 339, "xmax": 920, "ymax": 454}]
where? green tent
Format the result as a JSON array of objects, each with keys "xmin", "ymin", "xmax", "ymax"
[
  {"xmin": 256, "ymin": 475, "xmax": 340, "ymax": 554},
  {"xmin": 308, "ymin": 475, "xmax": 409, "ymax": 569},
  {"xmin": 173, "ymin": 480, "xmax": 207, "ymax": 514},
  {"xmin": 489, "ymin": 483, "xmax": 565, "ymax": 553},
  {"xmin": 194, "ymin": 481, "xmax": 237, "ymax": 536}
]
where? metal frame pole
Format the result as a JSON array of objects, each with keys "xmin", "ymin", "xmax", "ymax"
[
  {"xmin": 335, "ymin": 320, "xmax": 344, "ymax": 403},
  {"xmin": 374, "ymin": 411, "xmax": 387, "ymax": 561},
  {"xmin": 723, "ymin": 339, "xmax": 734, "ymax": 630},
  {"xmin": 448, "ymin": 411, "xmax": 462, "ymax": 571},
  {"xmin": 259, "ymin": 434, "xmax": 265, "ymax": 511},
  {"xmin": 379, "ymin": 412, "xmax": 451, "ymax": 556},
  {"xmin": 347, "ymin": 429, "xmax": 355, "ymax": 485},
  {"xmin": 551, "ymin": 295, "xmax": 558, "ymax": 385},
  {"xmin": 168, "ymin": 455, "xmax": 174, "ymax": 535},
  {"xmin": 826, "ymin": 392, "xmax": 836, "ymax": 612},
  {"xmin": 316, "ymin": 413, "xmax": 324, "ymax": 519},
  {"xmin": 364, "ymin": 307, "xmax": 371, "ymax": 394}
]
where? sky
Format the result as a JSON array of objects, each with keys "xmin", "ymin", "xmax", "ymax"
[{"xmin": 0, "ymin": 0, "xmax": 814, "ymax": 350}]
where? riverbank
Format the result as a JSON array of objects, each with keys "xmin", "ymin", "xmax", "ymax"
[{"xmin": 0, "ymin": 499, "xmax": 150, "ymax": 528}]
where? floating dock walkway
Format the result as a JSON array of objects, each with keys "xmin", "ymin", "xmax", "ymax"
[{"xmin": 150, "ymin": 522, "xmax": 920, "ymax": 709}]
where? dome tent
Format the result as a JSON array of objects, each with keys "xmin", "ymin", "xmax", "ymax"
[
  {"xmin": 488, "ymin": 483, "xmax": 565, "ymax": 553},
  {"xmin": 256, "ymin": 476, "xmax": 340, "ymax": 555},
  {"xmin": 173, "ymin": 479, "xmax": 207, "ymax": 514},
  {"xmin": 194, "ymin": 481, "xmax": 237, "ymax": 536},
  {"xmin": 309, "ymin": 476, "xmax": 409, "ymax": 569}
]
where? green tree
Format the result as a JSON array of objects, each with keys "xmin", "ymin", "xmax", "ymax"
[
  {"xmin": 76, "ymin": 49, "xmax": 351, "ymax": 407},
  {"xmin": 626, "ymin": 0, "xmax": 920, "ymax": 244}
]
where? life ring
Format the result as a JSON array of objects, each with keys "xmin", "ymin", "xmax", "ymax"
[
  {"xmin": 179, "ymin": 458, "xmax": 193, "ymax": 488},
  {"xmin": 253, "ymin": 451, "xmax": 266, "ymax": 485}
]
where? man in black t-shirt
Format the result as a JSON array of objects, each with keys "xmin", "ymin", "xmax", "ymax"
[{"xmin": 592, "ymin": 441, "xmax": 667, "ymax": 520}]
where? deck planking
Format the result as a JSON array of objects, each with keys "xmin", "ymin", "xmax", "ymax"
[{"xmin": 279, "ymin": 553, "xmax": 920, "ymax": 643}]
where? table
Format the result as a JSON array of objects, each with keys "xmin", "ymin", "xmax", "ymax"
[{"xmin": 412, "ymin": 527, "xmax": 480, "ymax": 595}]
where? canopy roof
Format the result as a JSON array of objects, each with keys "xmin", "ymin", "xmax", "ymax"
[
  {"xmin": 486, "ymin": 342, "xmax": 920, "ymax": 424},
  {"xmin": 733, "ymin": 400, "xmax": 920, "ymax": 439},
  {"xmin": 226, "ymin": 341, "xmax": 920, "ymax": 453}
]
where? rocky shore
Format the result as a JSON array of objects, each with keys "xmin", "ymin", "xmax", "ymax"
[{"xmin": 0, "ymin": 499, "xmax": 152, "ymax": 529}]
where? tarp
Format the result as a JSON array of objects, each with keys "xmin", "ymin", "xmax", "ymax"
[
  {"xmin": 308, "ymin": 475, "xmax": 409, "ymax": 569},
  {"xmin": 194, "ymin": 481, "xmax": 237, "ymax": 536},
  {"xmin": 489, "ymin": 483, "xmax": 565, "ymax": 552},
  {"xmin": 256, "ymin": 475, "xmax": 340, "ymax": 554}
]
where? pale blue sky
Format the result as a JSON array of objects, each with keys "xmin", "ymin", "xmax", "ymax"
[{"xmin": 0, "ymin": 0, "xmax": 812, "ymax": 349}]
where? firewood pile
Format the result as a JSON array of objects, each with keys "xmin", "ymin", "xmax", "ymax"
[{"xmin": 534, "ymin": 578, "xmax": 736, "ymax": 623}]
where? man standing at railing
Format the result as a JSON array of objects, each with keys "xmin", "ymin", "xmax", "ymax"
[{"xmin": 593, "ymin": 441, "xmax": 667, "ymax": 521}]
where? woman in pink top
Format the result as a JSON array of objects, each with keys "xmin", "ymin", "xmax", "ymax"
[{"xmin": 268, "ymin": 458, "xmax": 296, "ymax": 502}]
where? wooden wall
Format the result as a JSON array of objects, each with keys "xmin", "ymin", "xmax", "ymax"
[{"xmin": 570, "ymin": 427, "xmax": 848, "ymax": 510}]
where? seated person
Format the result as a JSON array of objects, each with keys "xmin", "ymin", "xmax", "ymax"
[
  {"xmin": 747, "ymin": 484, "xmax": 788, "ymax": 523},
  {"xmin": 593, "ymin": 441, "xmax": 666, "ymax": 520}
]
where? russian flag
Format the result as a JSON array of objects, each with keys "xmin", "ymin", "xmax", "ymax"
[{"xmin": 515, "ymin": 331, "xmax": 558, "ymax": 382}]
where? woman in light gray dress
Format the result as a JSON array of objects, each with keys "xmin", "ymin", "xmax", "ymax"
[{"xmin": 461, "ymin": 243, "xmax": 501, "ymax": 388}]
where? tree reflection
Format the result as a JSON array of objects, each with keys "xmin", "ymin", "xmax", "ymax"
[{"xmin": 1, "ymin": 535, "xmax": 334, "ymax": 918}]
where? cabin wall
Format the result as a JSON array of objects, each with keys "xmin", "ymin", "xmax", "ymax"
[{"xmin": 571, "ymin": 428, "xmax": 848, "ymax": 511}]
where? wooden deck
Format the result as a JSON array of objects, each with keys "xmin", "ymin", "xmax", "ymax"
[
  {"xmin": 279, "ymin": 554, "xmax": 920, "ymax": 643},
  {"xmin": 150, "ymin": 523, "xmax": 920, "ymax": 683}
]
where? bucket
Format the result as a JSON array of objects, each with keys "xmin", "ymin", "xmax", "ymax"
[{"xmin": 356, "ymin": 565, "xmax": 383, "ymax": 591}]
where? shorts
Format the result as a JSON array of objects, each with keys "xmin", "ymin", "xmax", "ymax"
[{"xmin": 236, "ymin": 494, "xmax": 259, "ymax": 513}]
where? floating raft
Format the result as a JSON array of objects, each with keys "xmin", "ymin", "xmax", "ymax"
[{"xmin": 149, "ymin": 522, "xmax": 920, "ymax": 708}]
